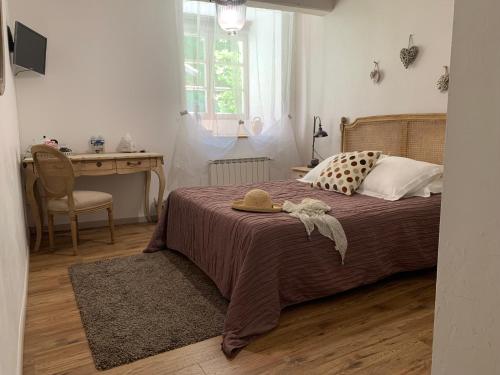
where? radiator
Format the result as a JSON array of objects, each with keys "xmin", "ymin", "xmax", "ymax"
[{"xmin": 209, "ymin": 157, "xmax": 271, "ymax": 186}]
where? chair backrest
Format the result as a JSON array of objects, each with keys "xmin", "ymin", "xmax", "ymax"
[{"xmin": 31, "ymin": 145, "xmax": 75, "ymax": 200}]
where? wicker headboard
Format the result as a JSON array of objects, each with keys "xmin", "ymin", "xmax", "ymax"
[{"xmin": 340, "ymin": 113, "xmax": 447, "ymax": 164}]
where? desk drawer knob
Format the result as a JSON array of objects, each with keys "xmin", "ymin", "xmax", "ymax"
[
  {"xmin": 96, "ymin": 162, "xmax": 103, "ymax": 167},
  {"xmin": 127, "ymin": 161, "xmax": 142, "ymax": 166}
]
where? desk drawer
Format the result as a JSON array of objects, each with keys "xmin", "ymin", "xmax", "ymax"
[
  {"xmin": 117, "ymin": 158, "xmax": 151, "ymax": 173},
  {"xmin": 79, "ymin": 160, "xmax": 116, "ymax": 173}
]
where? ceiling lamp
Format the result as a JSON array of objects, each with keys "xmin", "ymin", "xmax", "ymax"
[{"xmin": 214, "ymin": 0, "xmax": 247, "ymax": 35}]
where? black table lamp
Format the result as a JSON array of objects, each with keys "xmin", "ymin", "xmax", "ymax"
[{"xmin": 308, "ymin": 116, "xmax": 328, "ymax": 168}]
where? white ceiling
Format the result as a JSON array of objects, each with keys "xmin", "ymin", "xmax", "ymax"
[{"xmin": 204, "ymin": 0, "xmax": 336, "ymax": 15}]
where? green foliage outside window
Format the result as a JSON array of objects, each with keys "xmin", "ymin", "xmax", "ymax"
[
  {"xmin": 184, "ymin": 36, "xmax": 245, "ymax": 115},
  {"xmin": 214, "ymin": 39, "xmax": 244, "ymax": 114}
]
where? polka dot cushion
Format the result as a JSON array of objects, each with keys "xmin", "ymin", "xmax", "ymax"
[{"xmin": 312, "ymin": 151, "xmax": 382, "ymax": 195}]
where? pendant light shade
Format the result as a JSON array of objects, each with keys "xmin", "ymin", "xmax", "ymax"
[{"xmin": 215, "ymin": 0, "xmax": 247, "ymax": 35}]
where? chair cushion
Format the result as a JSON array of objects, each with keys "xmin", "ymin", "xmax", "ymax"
[{"xmin": 47, "ymin": 191, "xmax": 113, "ymax": 212}]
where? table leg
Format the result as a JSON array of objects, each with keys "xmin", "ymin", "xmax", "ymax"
[
  {"xmin": 25, "ymin": 167, "xmax": 43, "ymax": 252},
  {"xmin": 144, "ymin": 171, "xmax": 152, "ymax": 223},
  {"xmin": 153, "ymin": 166, "xmax": 166, "ymax": 222}
]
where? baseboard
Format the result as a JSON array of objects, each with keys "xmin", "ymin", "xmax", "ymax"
[
  {"xmin": 30, "ymin": 216, "xmax": 156, "ymax": 233},
  {"xmin": 17, "ymin": 250, "xmax": 29, "ymax": 375},
  {"xmin": 57, "ymin": 216, "xmax": 153, "ymax": 231}
]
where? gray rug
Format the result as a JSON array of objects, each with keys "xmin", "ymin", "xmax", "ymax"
[{"xmin": 69, "ymin": 251, "xmax": 228, "ymax": 371}]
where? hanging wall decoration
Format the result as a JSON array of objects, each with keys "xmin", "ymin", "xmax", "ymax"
[
  {"xmin": 437, "ymin": 66, "xmax": 450, "ymax": 92},
  {"xmin": 370, "ymin": 61, "xmax": 382, "ymax": 83},
  {"xmin": 400, "ymin": 34, "xmax": 419, "ymax": 69}
]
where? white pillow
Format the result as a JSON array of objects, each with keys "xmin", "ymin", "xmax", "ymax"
[
  {"xmin": 406, "ymin": 175, "xmax": 444, "ymax": 198},
  {"xmin": 357, "ymin": 156, "xmax": 443, "ymax": 201},
  {"xmin": 297, "ymin": 154, "xmax": 340, "ymax": 183}
]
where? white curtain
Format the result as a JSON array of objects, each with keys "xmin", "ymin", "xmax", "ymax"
[
  {"xmin": 244, "ymin": 8, "xmax": 300, "ymax": 180},
  {"xmin": 169, "ymin": 0, "xmax": 299, "ymax": 190}
]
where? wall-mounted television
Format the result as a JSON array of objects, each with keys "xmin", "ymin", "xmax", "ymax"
[{"xmin": 13, "ymin": 21, "xmax": 47, "ymax": 75}]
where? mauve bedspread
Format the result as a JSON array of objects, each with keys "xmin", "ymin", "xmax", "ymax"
[{"xmin": 145, "ymin": 180, "xmax": 441, "ymax": 355}]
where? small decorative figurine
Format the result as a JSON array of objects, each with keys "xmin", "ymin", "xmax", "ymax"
[
  {"xmin": 437, "ymin": 66, "xmax": 450, "ymax": 93},
  {"xmin": 400, "ymin": 34, "xmax": 419, "ymax": 69},
  {"xmin": 41, "ymin": 136, "xmax": 59, "ymax": 148}
]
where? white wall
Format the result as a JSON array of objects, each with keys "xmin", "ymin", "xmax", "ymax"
[
  {"xmin": 9, "ymin": 0, "xmax": 456, "ymax": 225},
  {"xmin": 9, "ymin": 0, "xmax": 183, "ymax": 224},
  {"xmin": 294, "ymin": 0, "xmax": 454, "ymax": 163},
  {"xmin": 10, "ymin": 0, "xmax": 263, "ymax": 225},
  {"xmin": 0, "ymin": 1, "xmax": 29, "ymax": 374},
  {"xmin": 432, "ymin": 0, "xmax": 500, "ymax": 373}
]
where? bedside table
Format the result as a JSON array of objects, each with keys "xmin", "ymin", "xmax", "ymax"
[{"xmin": 291, "ymin": 166, "xmax": 313, "ymax": 179}]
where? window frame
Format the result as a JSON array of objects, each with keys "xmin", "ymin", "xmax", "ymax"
[
  {"xmin": 184, "ymin": 14, "xmax": 250, "ymax": 123},
  {"xmin": 184, "ymin": 37, "xmax": 209, "ymax": 114}
]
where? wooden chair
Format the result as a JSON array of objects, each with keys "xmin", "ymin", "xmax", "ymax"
[{"xmin": 31, "ymin": 145, "xmax": 115, "ymax": 255}]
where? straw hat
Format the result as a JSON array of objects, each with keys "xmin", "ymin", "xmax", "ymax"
[{"xmin": 232, "ymin": 189, "xmax": 282, "ymax": 213}]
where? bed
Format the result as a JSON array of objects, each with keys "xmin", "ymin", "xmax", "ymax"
[{"xmin": 145, "ymin": 113, "xmax": 447, "ymax": 356}]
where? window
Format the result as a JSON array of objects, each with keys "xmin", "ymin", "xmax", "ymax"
[
  {"xmin": 184, "ymin": 35, "xmax": 208, "ymax": 113},
  {"xmin": 184, "ymin": 13, "xmax": 249, "ymax": 134},
  {"xmin": 213, "ymin": 38, "xmax": 246, "ymax": 116}
]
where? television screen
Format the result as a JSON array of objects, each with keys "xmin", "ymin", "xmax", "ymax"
[{"xmin": 13, "ymin": 21, "xmax": 47, "ymax": 75}]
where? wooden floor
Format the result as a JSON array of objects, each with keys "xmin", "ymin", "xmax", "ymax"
[{"xmin": 24, "ymin": 223, "xmax": 436, "ymax": 375}]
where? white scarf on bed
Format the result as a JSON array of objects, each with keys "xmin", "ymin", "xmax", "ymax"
[{"xmin": 282, "ymin": 198, "xmax": 348, "ymax": 264}]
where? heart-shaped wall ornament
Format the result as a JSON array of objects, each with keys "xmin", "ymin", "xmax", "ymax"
[
  {"xmin": 400, "ymin": 46, "xmax": 419, "ymax": 69},
  {"xmin": 400, "ymin": 35, "xmax": 419, "ymax": 69}
]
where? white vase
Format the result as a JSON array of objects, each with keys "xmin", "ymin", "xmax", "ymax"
[{"xmin": 251, "ymin": 117, "xmax": 263, "ymax": 135}]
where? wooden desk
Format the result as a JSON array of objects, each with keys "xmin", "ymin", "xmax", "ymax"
[
  {"xmin": 290, "ymin": 166, "xmax": 313, "ymax": 179},
  {"xmin": 22, "ymin": 152, "xmax": 165, "ymax": 252}
]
